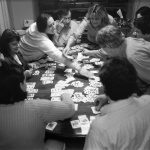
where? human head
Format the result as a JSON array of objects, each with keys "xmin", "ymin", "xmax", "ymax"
[
  {"xmin": 58, "ymin": 9, "xmax": 71, "ymax": 27},
  {"xmin": 0, "ymin": 29, "xmax": 20, "ymax": 57},
  {"xmin": 133, "ymin": 16, "xmax": 150, "ymax": 40},
  {"xmin": 36, "ymin": 13, "xmax": 55, "ymax": 34},
  {"xmin": 99, "ymin": 56, "xmax": 137, "ymax": 101},
  {"xmin": 0, "ymin": 61, "xmax": 27, "ymax": 104},
  {"xmin": 96, "ymin": 25, "xmax": 124, "ymax": 49},
  {"xmin": 135, "ymin": 6, "xmax": 150, "ymax": 19},
  {"xmin": 86, "ymin": 4, "xmax": 110, "ymax": 28}
]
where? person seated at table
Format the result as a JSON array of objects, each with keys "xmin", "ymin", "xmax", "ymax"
[
  {"xmin": 133, "ymin": 15, "xmax": 150, "ymax": 42},
  {"xmin": 83, "ymin": 24, "xmax": 150, "ymax": 95},
  {"xmin": 84, "ymin": 56, "xmax": 150, "ymax": 150},
  {"xmin": 53, "ymin": 8, "xmax": 79, "ymax": 47},
  {"xmin": 128, "ymin": 6, "xmax": 150, "ymax": 40},
  {"xmin": 0, "ymin": 61, "xmax": 75, "ymax": 150},
  {"xmin": 63, "ymin": 3, "xmax": 116, "ymax": 54},
  {"xmin": 0, "ymin": 29, "xmax": 33, "ymax": 78},
  {"xmin": 19, "ymin": 13, "xmax": 93, "ymax": 78}
]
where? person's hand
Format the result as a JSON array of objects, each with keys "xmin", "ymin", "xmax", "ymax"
[
  {"xmin": 24, "ymin": 69, "xmax": 33, "ymax": 78},
  {"xmin": 63, "ymin": 46, "xmax": 71, "ymax": 55},
  {"xmin": 82, "ymin": 49, "xmax": 91, "ymax": 56},
  {"xmin": 79, "ymin": 67, "xmax": 94, "ymax": 78},
  {"xmin": 56, "ymin": 18, "xmax": 64, "ymax": 34},
  {"xmin": 61, "ymin": 93, "xmax": 71, "ymax": 100},
  {"xmin": 94, "ymin": 94, "xmax": 108, "ymax": 111}
]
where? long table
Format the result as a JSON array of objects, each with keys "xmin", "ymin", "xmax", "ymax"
[{"xmin": 27, "ymin": 49, "xmax": 104, "ymax": 137}]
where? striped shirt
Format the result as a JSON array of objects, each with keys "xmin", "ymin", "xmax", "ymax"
[{"xmin": 0, "ymin": 96, "xmax": 75, "ymax": 150}]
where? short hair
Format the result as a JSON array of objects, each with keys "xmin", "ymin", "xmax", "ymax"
[
  {"xmin": 36, "ymin": 13, "xmax": 51, "ymax": 32},
  {"xmin": 133, "ymin": 16, "xmax": 150, "ymax": 35},
  {"xmin": 58, "ymin": 9, "xmax": 70, "ymax": 18},
  {"xmin": 0, "ymin": 29, "xmax": 20, "ymax": 57},
  {"xmin": 0, "ymin": 61, "xmax": 27, "ymax": 104},
  {"xmin": 96, "ymin": 25, "xmax": 124, "ymax": 48},
  {"xmin": 99, "ymin": 57, "xmax": 137, "ymax": 101},
  {"xmin": 87, "ymin": 4, "xmax": 110, "ymax": 28},
  {"xmin": 135, "ymin": 6, "xmax": 150, "ymax": 19}
]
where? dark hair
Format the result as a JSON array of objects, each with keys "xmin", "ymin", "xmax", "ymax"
[
  {"xmin": 133, "ymin": 16, "xmax": 150, "ymax": 35},
  {"xmin": 0, "ymin": 29, "xmax": 20, "ymax": 57},
  {"xmin": 99, "ymin": 57, "xmax": 137, "ymax": 101},
  {"xmin": 87, "ymin": 4, "xmax": 110, "ymax": 28},
  {"xmin": 0, "ymin": 61, "xmax": 27, "ymax": 104},
  {"xmin": 135, "ymin": 6, "xmax": 150, "ymax": 19},
  {"xmin": 58, "ymin": 9, "xmax": 70, "ymax": 18},
  {"xmin": 36, "ymin": 13, "xmax": 51, "ymax": 32}
]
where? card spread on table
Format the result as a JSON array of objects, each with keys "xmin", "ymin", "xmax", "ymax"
[
  {"xmin": 42, "ymin": 73, "xmax": 55, "ymax": 77},
  {"xmin": 27, "ymin": 93, "xmax": 35, "ymax": 98},
  {"xmin": 40, "ymin": 76, "xmax": 54, "ymax": 81},
  {"xmin": 74, "ymin": 103, "xmax": 78, "ymax": 111},
  {"xmin": 46, "ymin": 122, "xmax": 57, "ymax": 130},
  {"xmin": 90, "ymin": 116, "xmax": 96, "ymax": 124},
  {"xmin": 91, "ymin": 106, "xmax": 101, "ymax": 114},
  {"xmin": 42, "ymin": 80, "xmax": 53, "ymax": 84},
  {"xmin": 27, "ymin": 89, "xmax": 38, "ymax": 93},
  {"xmin": 51, "ymin": 97, "xmax": 61, "ymax": 101},
  {"xmin": 70, "ymin": 120, "xmax": 80, "ymax": 129},
  {"xmin": 45, "ymin": 70, "xmax": 55, "ymax": 74}
]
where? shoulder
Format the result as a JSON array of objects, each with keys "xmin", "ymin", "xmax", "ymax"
[{"xmin": 134, "ymin": 95, "xmax": 150, "ymax": 106}]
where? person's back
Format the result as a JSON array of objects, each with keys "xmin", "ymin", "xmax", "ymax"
[
  {"xmin": 0, "ymin": 62, "xmax": 75, "ymax": 150},
  {"xmin": 125, "ymin": 37, "xmax": 150, "ymax": 84},
  {"xmin": 0, "ymin": 98, "xmax": 75, "ymax": 150},
  {"xmin": 87, "ymin": 95, "xmax": 150, "ymax": 150},
  {"xmin": 84, "ymin": 57, "xmax": 150, "ymax": 150}
]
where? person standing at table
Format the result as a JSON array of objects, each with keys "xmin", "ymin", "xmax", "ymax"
[
  {"xmin": 63, "ymin": 4, "xmax": 116, "ymax": 54},
  {"xmin": 0, "ymin": 29, "xmax": 33, "ymax": 78},
  {"xmin": 19, "ymin": 13, "xmax": 93, "ymax": 78},
  {"xmin": 0, "ymin": 61, "xmax": 75, "ymax": 150},
  {"xmin": 83, "ymin": 24, "xmax": 150, "ymax": 95},
  {"xmin": 84, "ymin": 56, "xmax": 150, "ymax": 150},
  {"xmin": 53, "ymin": 8, "xmax": 79, "ymax": 47}
]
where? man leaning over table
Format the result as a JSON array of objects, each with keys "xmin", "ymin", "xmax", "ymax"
[
  {"xmin": 19, "ymin": 13, "xmax": 93, "ymax": 78},
  {"xmin": 84, "ymin": 56, "xmax": 150, "ymax": 150},
  {"xmin": 53, "ymin": 8, "xmax": 79, "ymax": 47},
  {"xmin": 82, "ymin": 23, "xmax": 150, "ymax": 95}
]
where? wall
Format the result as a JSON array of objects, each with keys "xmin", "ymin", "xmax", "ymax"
[{"xmin": 8, "ymin": 0, "xmax": 38, "ymax": 30}]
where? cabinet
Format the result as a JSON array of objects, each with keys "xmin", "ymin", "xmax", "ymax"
[{"xmin": 38, "ymin": 0, "xmax": 128, "ymax": 20}]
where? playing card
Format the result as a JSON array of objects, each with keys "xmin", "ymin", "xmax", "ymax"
[
  {"xmin": 46, "ymin": 122, "xmax": 57, "ymax": 130},
  {"xmin": 90, "ymin": 116, "xmax": 96, "ymax": 124},
  {"xmin": 78, "ymin": 115, "xmax": 90, "ymax": 126},
  {"xmin": 27, "ymin": 89, "xmax": 38, "ymax": 93},
  {"xmin": 81, "ymin": 124, "xmax": 90, "ymax": 135},
  {"xmin": 70, "ymin": 120, "xmax": 80, "ymax": 129},
  {"xmin": 27, "ymin": 93, "xmax": 35, "ymax": 98},
  {"xmin": 42, "ymin": 80, "xmax": 53, "ymax": 84},
  {"xmin": 91, "ymin": 106, "xmax": 101, "ymax": 114},
  {"xmin": 74, "ymin": 103, "xmax": 78, "ymax": 111},
  {"xmin": 51, "ymin": 97, "xmax": 61, "ymax": 101}
]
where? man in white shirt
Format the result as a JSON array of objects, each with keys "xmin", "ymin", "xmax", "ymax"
[{"xmin": 84, "ymin": 56, "xmax": 150, "ymax": 150}]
